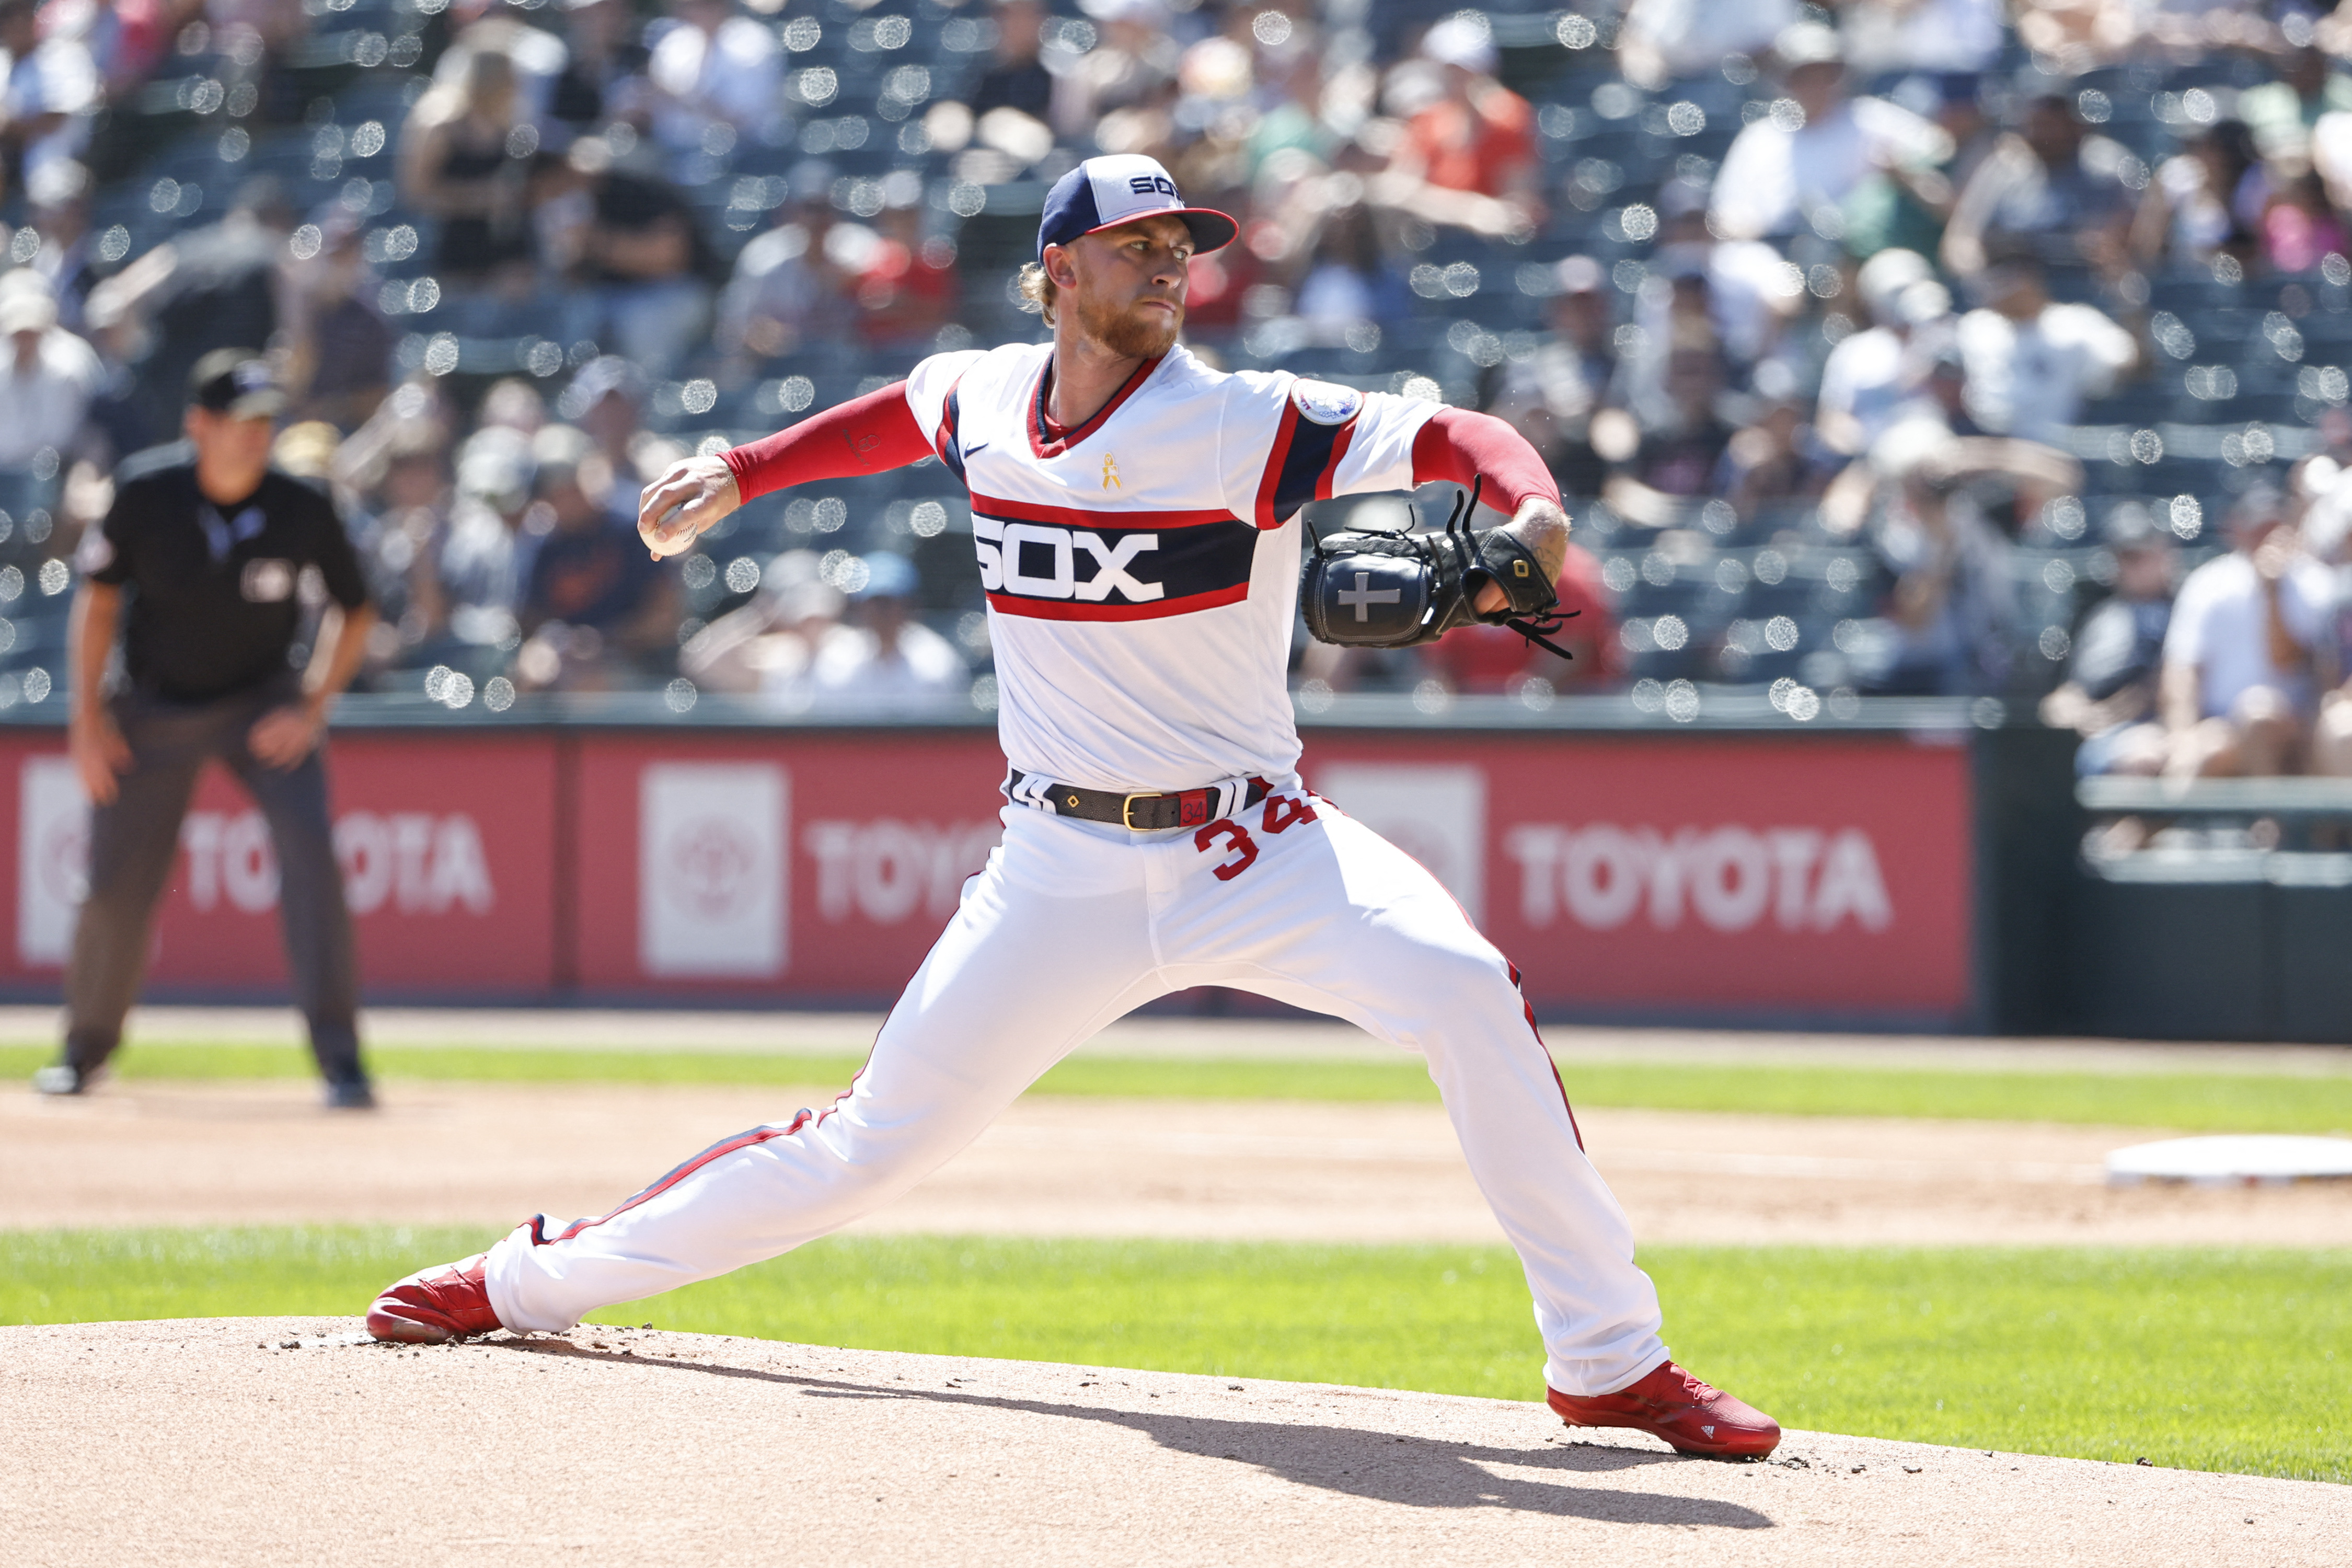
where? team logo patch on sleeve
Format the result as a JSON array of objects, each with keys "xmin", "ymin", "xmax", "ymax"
[{"xmin": 1289, "ymin": 380, "xmax": 1364, "ymax": 426}]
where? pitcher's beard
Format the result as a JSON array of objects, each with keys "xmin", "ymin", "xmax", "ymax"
[{"xmin": 1078, "ymin": 292, "xmax": 1182, "ymax": 359}]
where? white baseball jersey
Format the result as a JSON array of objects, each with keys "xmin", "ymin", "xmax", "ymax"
[
  {"xmin": 465, "ymin": 335, "xmax": 1684, "ymax": 1411},
  {"xmin": 901, "ymin": 343, "xmax": 1440, "ymax": 791}
]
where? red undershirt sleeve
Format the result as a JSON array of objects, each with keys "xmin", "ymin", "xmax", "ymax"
[
  {"xmin": 1409, "ymin": 406, "xmax": 1562, "ymax": 515},
  {"xmin": 719, "ymin": 381, "xmax": 936, "ymax": 502}
]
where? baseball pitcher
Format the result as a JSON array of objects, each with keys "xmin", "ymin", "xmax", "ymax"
[{"xmin": 367, "ymin": 155, "xmax": 1779, "ymax": 1459}]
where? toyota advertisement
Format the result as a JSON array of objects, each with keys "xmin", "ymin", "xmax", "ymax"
[{"xmin": 0, "ymin": 726, "xmax": 1971, "ymax": 1018}]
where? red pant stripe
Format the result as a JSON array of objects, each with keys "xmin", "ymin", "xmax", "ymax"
[
  {"xmin": 1507, "ymin": 958, "xmax": 1584, "ymax": 1151},
  {"xmin": 547, "ymin": 1115, "xmax": 812, "ymax": 1244}
]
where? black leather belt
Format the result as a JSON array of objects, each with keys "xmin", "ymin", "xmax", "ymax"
[{"xmin": 1009, "ymin": 770, "xmax": 1270, "ymax": 831}]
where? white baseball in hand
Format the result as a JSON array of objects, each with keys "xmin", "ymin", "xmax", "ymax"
[{"xmin": 637, "ymin": 455, "xmax": 743, "ymax": 559}]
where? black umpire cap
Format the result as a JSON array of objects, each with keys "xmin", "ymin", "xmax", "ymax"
[{"xmin": 188, "ymin": 349, "xmax": 287, "ymax": 418}]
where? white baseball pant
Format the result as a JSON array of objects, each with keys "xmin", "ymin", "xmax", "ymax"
[{"xmin": 485, "ymin": 787, "xmax": 1671, "ymax": 1397}]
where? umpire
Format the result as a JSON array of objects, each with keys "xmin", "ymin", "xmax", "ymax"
[{"xmin": 32, "ymin": 351, "xmax": 381, "ymax": 1106}]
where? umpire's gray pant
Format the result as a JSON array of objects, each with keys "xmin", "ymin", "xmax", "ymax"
[{"xmin": 63, "ymin": 676, "xmax": 365, "ymax": 1088}]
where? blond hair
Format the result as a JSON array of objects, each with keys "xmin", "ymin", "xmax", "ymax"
[{"xmin": 1017, "ymin": 262, "xmax": 1058, "ymax": 326}]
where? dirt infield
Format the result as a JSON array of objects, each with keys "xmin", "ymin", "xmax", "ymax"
[
  {"xmin": 10, "ymin": 1079, "xmax": 2350, "ymax": 1246},
  {"xmin": 3, "ymin": 1318, "xmax": 2342, "ymax": 1568}
]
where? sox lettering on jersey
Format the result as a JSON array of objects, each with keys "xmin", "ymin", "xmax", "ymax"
[
  {"xmin": 969, "ymin": 492, "xmax": 1258, "ymax": 621},
  {"xmin": 988, "ymin": 523, "xmax": 1162, "ymax": 602}
]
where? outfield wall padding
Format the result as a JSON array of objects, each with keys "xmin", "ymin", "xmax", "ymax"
[{"xmin": 0, "ymin": 707, "xmax": 2098, "ymax": 1030}]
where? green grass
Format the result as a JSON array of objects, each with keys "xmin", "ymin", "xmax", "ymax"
[
  {"xmin": 3, "ymin": 1227, "xmax": 2343, "ymax": 1484},
  {"xmin": 6, "ymin": 1041, "xmax": 2350, "ymax": 1133}
]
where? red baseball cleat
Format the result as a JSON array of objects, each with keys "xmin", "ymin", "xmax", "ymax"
[
  {"xmin": 366, "ymin": 1254, "xmax": 503, "ymax": 1344},
  {"xmin": 1548, "ymin": 1361, "xmax": 1781, "ymax": 1459}
]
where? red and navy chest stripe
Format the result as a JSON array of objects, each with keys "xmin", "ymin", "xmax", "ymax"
[{"xmin": 971, "ymin": 491, "xmax": 1259, "ymax": 622}]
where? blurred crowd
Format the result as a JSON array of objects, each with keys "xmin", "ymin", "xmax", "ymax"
[{"xmin": 6, "ymin": 0, "xmax": 2352, "ymax": 778}]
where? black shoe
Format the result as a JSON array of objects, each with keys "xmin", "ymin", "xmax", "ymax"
[
  {"xmin": 324, "ymin": 1080, "xmax": 378, "ymax": 1111},
  {"xmin": 32, "ymin": 1064, "xmax": 90, "ymax": 1096}
]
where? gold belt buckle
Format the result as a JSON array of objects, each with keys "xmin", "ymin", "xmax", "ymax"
[{"xmin": 1121, "ymin": 792, "xmax": 1163, "ymax": 830}]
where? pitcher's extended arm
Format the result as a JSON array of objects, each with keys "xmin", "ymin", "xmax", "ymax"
[{"xmin": 639, "ymin": 382, "xmax": 932, "ymax": 556}]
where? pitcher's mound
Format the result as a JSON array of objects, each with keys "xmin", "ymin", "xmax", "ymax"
[{"xmin": 2, "ymin": 1319, "xmax": 2341, "ymax": 1567}]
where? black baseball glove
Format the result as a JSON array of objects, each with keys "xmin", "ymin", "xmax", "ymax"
[{"xmin": 1300, "ymin": 479, "xmax": 1579, "ymax": 658}]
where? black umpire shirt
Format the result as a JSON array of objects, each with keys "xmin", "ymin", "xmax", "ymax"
[{"xmin": 78, "ymin": 443, "xmax": 372, "ymax": 704}]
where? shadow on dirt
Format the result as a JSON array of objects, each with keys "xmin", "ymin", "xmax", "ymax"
[{"xmin": 493, "ymin": 1337, "xmax": 1777, "ymax": 1530}]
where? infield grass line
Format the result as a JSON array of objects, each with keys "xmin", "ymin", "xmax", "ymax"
[
  {"xmin": 4, "ymin": 1042, "xmax": 2349, "ymax": 1132},
  {"xmin": 2, "ymin": 1228, "xmax": 2343, "ymax": 1486}
]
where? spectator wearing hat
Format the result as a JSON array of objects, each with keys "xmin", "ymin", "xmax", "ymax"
[
  {"xmin": 2160, "ymin": 485, "xmax": 2336, "ymax": 779},
  {"xmin": 1953, "ymin": 251, "xmax": 2136, "ymax": 446},
  {"xmin": 37, "ymin": 351, "xmax": 379, "ymax": 1104},
  {"xmin": 1541, "ymin": 256, "xmax": 1619, "ymax": 400},
  {"xmin": 1374, "ymin": 14, "xmax": 1542, "ymax": 241},
  {"xmin": 1618, "ymin": 228, "xmax": 1748, "ymax": 388},
  {"xmin": 1709, "ymin": 23, "xmax": 1950, "ymax": 244},
  {"xmin": 0, "ymin": 281, "xmax": 102, "ymax": 470},
  {"xmin": 807, "ymin": 552, "xmax": 967, "ymax": 711},
  {"xmin": 2042, "ymin": 506, "xmax": 2175, "ymax": 776}
]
